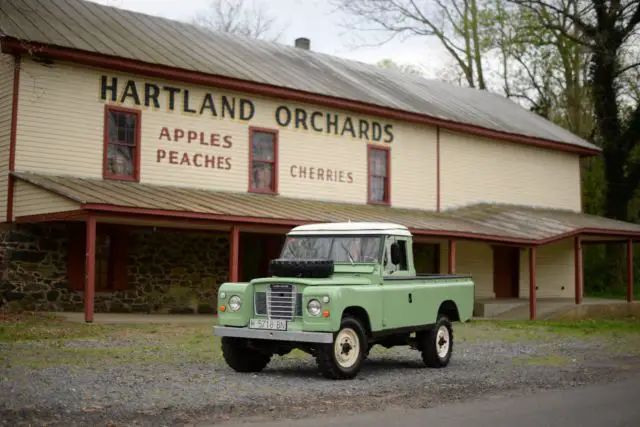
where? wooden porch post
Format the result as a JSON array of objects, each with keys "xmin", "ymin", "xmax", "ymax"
[
  {"xmin": 529, "ymin": 246, "xmax": 537, "ymax": 320},
  {"xmin": 447, "ymin": 240, "xmax": 457, "ymax": 274},
  {"xmin": 574, "ymin": 236, "xmax": 583, "ymax": 305},
  {"xmin": 84, "ymin": 215, "xmax": 96, "ymax": 323},
  {"xmin": 229, "ymin": 226, "xmax": 240, "ymax": 282},
  {"xmin": 627, "ymin": 239, "xmax": 634, "ymax": 303}
]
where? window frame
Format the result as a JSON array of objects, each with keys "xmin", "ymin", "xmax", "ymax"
[
  {"xmin": 367, "ymin": 144, "xmax": 391, "ymax": 205},
  {"xmin": 103, "ymin": 104, "xmax": 141, "ymax": 182},
  {"xmin": 248, "ymin": 126, "xmax": 279, "ymax": 195}
]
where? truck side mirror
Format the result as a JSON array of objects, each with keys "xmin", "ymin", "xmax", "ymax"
[{"xmin": 390, "ymin": 242, "xmax": 401, "ymax": 265}]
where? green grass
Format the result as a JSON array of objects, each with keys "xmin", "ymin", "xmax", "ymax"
[
  {"xmin": 585, "ymin": 287, "xmax": 640, "ymax": 301},
  {"xmin": 453, "ymin": 318, "xmax": 640, "ymax": 345},
  {"xmin": 2, "ymin": 312, "xmax": 640, "ymax": 370},
  {"xmin": 0, "ymin": 312, "xmax": 313, "ymax": 369}
]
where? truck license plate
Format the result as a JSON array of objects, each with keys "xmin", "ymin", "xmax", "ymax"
[{"xmin": 249, "ymin": 318, "xmax": 288, "ymax": 331}]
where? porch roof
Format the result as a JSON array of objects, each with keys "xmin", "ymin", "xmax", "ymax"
[{"xmin": 12, "ymin": 172, "xmax": 640, "ymax": 245}]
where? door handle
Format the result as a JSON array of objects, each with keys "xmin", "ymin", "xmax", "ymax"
[{"xmin": 408, "ymin": 293, "xmax": 413, "ymax": 303}]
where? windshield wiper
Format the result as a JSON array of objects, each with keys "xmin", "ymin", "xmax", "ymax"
[{"xmin": 340, "ymin": 241, "xmax": 355, "ymax": 265}]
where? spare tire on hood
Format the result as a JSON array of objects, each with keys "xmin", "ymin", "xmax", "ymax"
[{"xmin": 268, "ymin": 259, "xmax": 334, "ymax": 279}]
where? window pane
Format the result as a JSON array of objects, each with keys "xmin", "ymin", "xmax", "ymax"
[
  {"xmin": 370, "ymin": 149, "xmax": 387, "ymax": 176},
  {"xmin": 251, "ymin": 162, "xmax": 273, "ymax": 190},
  {"xmin": 252, "ymin": 132, "xmax": 274, "ymax": 161},
  {"xmin": 107, "ymin": 144, "xmax": 134, "ymax": 177},
  {"xmin": 370, "ymin": 176, "xmax": 386, "ymax": 201},
  {"xmin": 108, "ymin": 110, "xmax": 137, "ymax": 145}
]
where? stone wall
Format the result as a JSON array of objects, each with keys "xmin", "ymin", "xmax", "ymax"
[
  {"xmin": 127, "ymin": 228, "xmax": 229, "ymax": 314},
  {"xmin": 0, "ymin": 223, "xmax": 74, "ymax": 311},
  {"xmin": 0, "ymin": 223, "xmax": 230, "ymax": 313}
]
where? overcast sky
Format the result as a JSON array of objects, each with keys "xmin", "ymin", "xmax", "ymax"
[{"xmin": 87, "ymin": 0, "xmax": 450, "ymax": 78}]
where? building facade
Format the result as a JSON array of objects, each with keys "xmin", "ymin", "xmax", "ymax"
[{"xmin": 0, "ymin": 0, "xmax": 638, "ymax": 321}]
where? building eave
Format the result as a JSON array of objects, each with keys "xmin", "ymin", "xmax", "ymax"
[{"xmin": 1, "ymin": 37, "xmax": 602, "ymax": 158}]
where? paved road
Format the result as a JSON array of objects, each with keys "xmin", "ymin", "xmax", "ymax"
[{"xmin": 214, "ymin": 373, "xmax": 640, "ymax": 427}]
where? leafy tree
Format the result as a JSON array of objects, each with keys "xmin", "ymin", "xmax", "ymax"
[{"xmin": 508, "ymin": 0, "xmax": 640, "ymax": 291}]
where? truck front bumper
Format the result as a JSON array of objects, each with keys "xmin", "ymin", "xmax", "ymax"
[{"xmin": 213, "ymin": 326, "xmax": 334, "ymax": 344}]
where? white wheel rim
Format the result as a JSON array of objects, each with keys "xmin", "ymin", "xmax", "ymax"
[
  {"xmin": 334, "ymin": 328, "xmax": 360, "ymax": 369},
  {"xmin": 436, "ymin": 325, "xmax": 450, "ymax": 359}
]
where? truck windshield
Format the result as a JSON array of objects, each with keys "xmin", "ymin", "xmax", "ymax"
[{"xmin": 280, "ymin": 235, "xmax": 382, "ymax": 263}]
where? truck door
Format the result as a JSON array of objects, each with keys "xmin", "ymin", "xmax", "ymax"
[{"xmin": 381, "ymin": 235, "xmax": 413, "ymax": 330}]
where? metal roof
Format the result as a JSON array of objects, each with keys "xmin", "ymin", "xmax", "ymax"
[
  {"xmin": 13, "ymin": 172, "xmax": 640, "ymax": 243},
  {"xmin": 1, "ymin": 0, "xmax": 599, "ymax": 152}
]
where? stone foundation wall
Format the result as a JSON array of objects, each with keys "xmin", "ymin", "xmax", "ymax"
[
  {"xmin": 0, "ymin": 223, "xmax": 75, "ymax": 311},
  {"xmin": 126, "ymin": 228, "xmax": 229, "ymax": 314},
  {"xmin": 0, "ymin": 223, "xmax": 230, "ymax": 313}
]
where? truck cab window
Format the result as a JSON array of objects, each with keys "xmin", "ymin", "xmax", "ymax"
[
  {"xmin": 396, "ymin": 239, "xmax": 408, "ymax": 270},
  {"xmin": 384, "ymin": 236, "xmax": 408, "ymax": 273}
]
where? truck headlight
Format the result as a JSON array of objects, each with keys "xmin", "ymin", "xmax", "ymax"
[
  {"xmin": 228, "ymin": 295, "xmax": 242, "ymax": 312},
  {"xmin": 307, "ymin": 299, "xmax": 322, "ymax": 316}
]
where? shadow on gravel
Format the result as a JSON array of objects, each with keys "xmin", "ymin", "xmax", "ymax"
[{"xmin": 234, "ymin": 356, "xmax": 444, "ymax": 380}]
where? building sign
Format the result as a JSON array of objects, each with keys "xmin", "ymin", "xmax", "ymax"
[
  {"xmin": 157, "ymin": 127, "xmax": 232, "ymax": 170},
  {"xmin": 99, "ymin": 75, "xmax": 394, "ymax": 144},
  {"xmin": 274, "ymin": 106, "xmax": 393, "ymax": 143},
  {"xmin": 290, "ymin": 165, "xmax": 354, "ymax": 183}
]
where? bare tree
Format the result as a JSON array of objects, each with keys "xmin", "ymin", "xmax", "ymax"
[
  {"xmin": 376, "ymin": 58, "xmax": 428, "ymax": 75},
  {"xmin": 193, "ymin": 0, "xmax": 288, "ymax": 41},
  {"xmin": 331, "ymin": 0, "xmax": 492, "ymax": 90}
]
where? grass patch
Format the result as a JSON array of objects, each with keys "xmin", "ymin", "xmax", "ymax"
[
  {"xmin": 0, "ymin": 312, "xmax": 309, "ymax": 369},
  {"xmin": 2, "ymin": 312, "xmax": 639, "ymax": 370},
  {"xmin": 586, "ymin": 288, "xmax": 640, "ymax": 301},
  {"xmin": 494, "ymin": 319, "xmax": 640, "ymax": 335},
  {"xmin": 454, "ymin": 318, "xmax": 640, "ymax": 344}
]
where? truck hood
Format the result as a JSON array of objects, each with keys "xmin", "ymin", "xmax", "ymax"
[{"xmin": 250, "ymin": 276, "xmax": 374, "ymax": 286}]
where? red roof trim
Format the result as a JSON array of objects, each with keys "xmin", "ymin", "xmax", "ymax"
[
  {"xmin": 70, "ymin": 203, "xmax": 640, "ymax": 245},
  {"xmin": 14, "ymin": 209, "xmax": 86, "ymax": 224},
  {"xmin": 1, "ymin": 38, "xmax": 600, "ymax": 157}
]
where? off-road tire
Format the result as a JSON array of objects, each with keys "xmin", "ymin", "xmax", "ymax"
[
  {"xmin": 268, "ymin": 259, "xmax": 334, "ymax": 279},
  {"xmin": 315, "ymin": 315, "xmax": 368, "ymax": 380},
  {"xmin": 419, "ymin": 314, "xmax": 453, "ymax": 368},
  {"xmin": 221, "ymin": 337, "xmax": 271, "ymax": 373}
]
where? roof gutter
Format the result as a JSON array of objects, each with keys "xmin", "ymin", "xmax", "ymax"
[{"xmin": 1, "ymin": 37, "xmax": 601, "ymax": 158}]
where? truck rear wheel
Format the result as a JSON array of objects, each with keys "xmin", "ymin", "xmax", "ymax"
[
  {"xmin": 419, "ymin": 314, "xmax": 453, "ymax": 368},
  {"xmin": 221, "ymin": 337, "xmax": 271, "ymax": 373},
  {"xmin": 315, "ymin": 315, "xmax": 367, "ymax": 380}
]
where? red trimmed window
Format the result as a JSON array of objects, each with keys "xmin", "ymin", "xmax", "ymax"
[
  {"xmin": 368, "ymin": 145, "xmax": 390, "ymax": 204},
  {"xmin": 249, "ymin": 127, "xmax": 278, "ymax": 194},
  {"xmin": 103, "ymin": 105, "xmax": 141, "ymax": 181},
  {"xmin": 68, "ymin": 224, "xmax": 130, "ymax": 293}
]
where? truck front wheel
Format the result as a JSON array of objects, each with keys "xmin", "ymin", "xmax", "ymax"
[
  {"xmin": 221, "ymin": 337, "xmax": 272, "ymax": 373},
  {"xmin": 419, "ymin": 314, "xmax": 453, "ymax": 368},
  {"xmin": 315, "ymin": 315, "xmax": 367, "ymax": 380}
]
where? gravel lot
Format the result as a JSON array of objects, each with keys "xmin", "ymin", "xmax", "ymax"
[{"xmin": 1, "ymin": 316, "xmax": 640, "ymax": 427}]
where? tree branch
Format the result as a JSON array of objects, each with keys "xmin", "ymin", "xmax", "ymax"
[
  {"xmin": 617, "ymin": 60, "xmax": 640, "ymax": 77},
  {"xmin": 507, "ymin": 0, "xmax": 597, "ymax": 37}
]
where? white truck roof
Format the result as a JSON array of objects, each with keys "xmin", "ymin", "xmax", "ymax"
[{"xmin": 288, "ymin": 222, "xmax": 412, "ymax": 237}]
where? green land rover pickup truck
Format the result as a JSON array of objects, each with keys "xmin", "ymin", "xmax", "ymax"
[{"xmin": 213, "ymin": 222, "xmax": 475, "ymax": 380}]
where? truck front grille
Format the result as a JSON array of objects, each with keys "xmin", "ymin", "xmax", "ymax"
[{"xmin": 254, "ymin": 284, "xmax": 302, "ymax": 319}]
